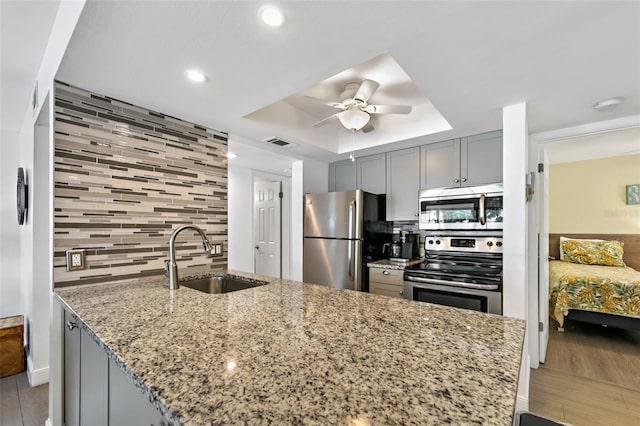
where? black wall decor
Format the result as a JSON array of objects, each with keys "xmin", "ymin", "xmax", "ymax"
[{"xmin": 17, "ymin": 167, "xmax": 28, "ymax": 225}]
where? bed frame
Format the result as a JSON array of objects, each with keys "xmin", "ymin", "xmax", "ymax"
[{"xmin": 548, "ymin": 233, "xmax": 640, "ymax": 331}]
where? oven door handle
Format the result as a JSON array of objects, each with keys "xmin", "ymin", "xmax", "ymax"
[
  {"xmin": 479, "ymin": 194, "xmax": 486, "ymax": 225},
  {"xmin": 404, "ymin": 275, "xmax": 499, "ymax": 291}
]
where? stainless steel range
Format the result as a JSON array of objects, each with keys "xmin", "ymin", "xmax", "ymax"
[{"xmin": 403, "ymin": 234, "xmax": 503, "ymax": 315}]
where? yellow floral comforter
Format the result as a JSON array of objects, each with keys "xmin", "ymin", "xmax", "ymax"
[{"xmin": 549, "ymin": 260, "xmax": 640, "ymax": 327}]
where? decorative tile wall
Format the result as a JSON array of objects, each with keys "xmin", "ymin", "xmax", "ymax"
[{"xmin": 53, "ymin": 82, "xmax": 228, "ymax": 287}]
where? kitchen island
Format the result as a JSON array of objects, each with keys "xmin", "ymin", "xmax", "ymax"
[{"xmin": 55, "ymin": 271, "xmax": 525, "ymax": 425}]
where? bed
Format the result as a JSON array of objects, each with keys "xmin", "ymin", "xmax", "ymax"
[{"xmin": 548, "ymin": 234, "xmax": 640, "ymax": 330}]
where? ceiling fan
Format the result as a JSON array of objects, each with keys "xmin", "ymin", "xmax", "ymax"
[{"xmin": 307, "ymin": 79, "xmax": 412, "ymax": 133}]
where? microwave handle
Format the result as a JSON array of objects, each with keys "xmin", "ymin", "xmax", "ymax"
[{"xmin": 479, "ymin": 194, "xmax": 486, "ymax": 225}]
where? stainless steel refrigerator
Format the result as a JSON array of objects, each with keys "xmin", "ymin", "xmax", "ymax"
[{"xmin": 303, "ymin": 190, "xmax": 391, "ymax": 291}]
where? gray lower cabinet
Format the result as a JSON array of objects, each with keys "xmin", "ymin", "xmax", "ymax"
[
  {"xmin": 64, "ymin": 310, "xmax": 81, "ymax": 426},
  {"xmin": 109, "ymin": 358, "xmax": 165, "ymax": 426},
  {"xmin": 420, "ymin": 130, "xmax": 502, "ymax": 190},
  {"xmin": 63, "ymin": 306, "xmax": 164, "ymax": 426},
  {"xmin": 329, "ymin": 153, "xmax": 386, "ymax": 193},
  {"xmin": 80, "ymin": 329, "xmax": 108, "ymax": 426},
  {"xmin": 386, "ymin": 147, "xmax": 420, "ymax": 221},
  {"xmin": 369, "ymin": 268, "xmax": 404, "ymax": 298}
]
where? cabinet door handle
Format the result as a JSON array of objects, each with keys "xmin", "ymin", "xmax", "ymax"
[
  {"xmin": 382, "ymin": 270, "xmax": 390, "ymax": 275},
  {"xmin": 454, "ymin": 178, "xmax": 460, "ymax": 183},
  {"xmin": 66, "ymin": 321, "xmax": 78, "ymax": 331},
  {"xmin": 462, "ymin": 177, "xmax": 467, "ymax": 182},
  {"xmin": 400, "ymin": 291, "xmax": 404, "ymax": 296},
  {"xmin": 414, "ymin": 213, "xmax": 419, "ymax": 217}
]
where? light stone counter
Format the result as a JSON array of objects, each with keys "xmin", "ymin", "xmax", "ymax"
[{"xmin": 55, "ymin": 270, "xmax": 525, "ymax": 425}]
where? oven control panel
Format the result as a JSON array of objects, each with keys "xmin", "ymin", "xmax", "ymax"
[{"xmin": 424, "ymin": 236, "xmax": 503, "ymax": 253}]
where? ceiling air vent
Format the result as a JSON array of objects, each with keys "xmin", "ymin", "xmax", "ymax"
[{"xmin": 263, "ymin": 137, "xmax": 296, "ymax": 148}]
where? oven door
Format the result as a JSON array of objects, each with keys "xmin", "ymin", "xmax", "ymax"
[
  {"xmin": 404, "ymin": 279, "xmax": 502, "ymax": 315},
  {"xmin": 419, "ymin": 193, "xmax": 503, "ymax": 231}
]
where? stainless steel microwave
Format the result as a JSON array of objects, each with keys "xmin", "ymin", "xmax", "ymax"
[{"xmin": 418, "ymin": 184, "xmax": 504, "ymax": 230}]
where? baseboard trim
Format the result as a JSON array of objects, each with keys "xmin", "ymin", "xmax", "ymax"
[
  {"xmin": 515, "ymin": 395, "xmax": 529, "ymax": 413},
  {"xmin": 27, "ymin": 357, "xmax": 50, "ymax": 386}
]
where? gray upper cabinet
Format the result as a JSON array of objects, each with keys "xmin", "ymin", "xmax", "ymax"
[
  {"xmin": 420, "ymin": 139, "xmax": 461, "ymax": 190},
  {"xmin": 329, "ymin": 160, "xmax": 356, "ymax": 192},
  {"xmin": 386, "ymin": 147, "xmax": 420, "ymax": 221},
  {"xmin": 329, "ymin": 153, "xmax": 386, "ymax": 194},
  {"xmin": 461, "ymin": 130, "xmax": 503, "ymax": 186},
  {"xmin": 356, "ymin": 153, "xmax": 386, "ymax": 194},
  {"xmin": 420, "ymin": 131, "xmax": 502, "ymax": 189}
]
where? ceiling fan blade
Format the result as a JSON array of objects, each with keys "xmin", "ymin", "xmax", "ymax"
[
  {"xmin": 365, "ymin": 104, "xmax": 412, "ymax": 114},
  {"xmin": 353, "ymin": 79, "xmax": 380, "ymax": 103},
  {"xmin": 312, "ymin": 113, "xmax": 339, "ymax": 127},
  {"xmin": 361, "ymin": 122, "xmax": 375, "ymax": 133},
  {"xmin": 302, "ymin": 96, "xmax": 344, "ymax": 109}
]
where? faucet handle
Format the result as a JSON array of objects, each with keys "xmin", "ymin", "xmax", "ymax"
[{"xmin": 164, "ymin": 259, "xmax": 170, "ymax": 277}]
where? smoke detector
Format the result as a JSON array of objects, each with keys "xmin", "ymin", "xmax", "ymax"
[{"xmin": 593, "ymin": 97, "xmax": 623, "ymax": 111}]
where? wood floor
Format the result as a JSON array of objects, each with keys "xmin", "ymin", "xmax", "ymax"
[
  {"xmin": 0, "ymin": 372, "xmax": 48, "ymax": 426},
  {"xmin": 529, "ymin": 320, "xmax": 640, "ymax": 425}
]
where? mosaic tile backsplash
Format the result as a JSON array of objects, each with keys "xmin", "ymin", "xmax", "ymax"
[{"xmin": 54, "ymin": 82, "xmax": 228, "ymax": 287}]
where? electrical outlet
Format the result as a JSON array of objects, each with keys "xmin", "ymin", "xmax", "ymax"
[
  {"xmin": 66, "ymin": 249, "xmax": 86, "ymax": 271},
  {"xmin": 211, "ymin": 243, "xmax": 223, "ymax": 257}
]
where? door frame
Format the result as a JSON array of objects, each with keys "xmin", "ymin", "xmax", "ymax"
[
  {"xmin": 251, "ymin": 171, "xmax": 291, "ymax": 280},
  {"xmin": 528, "ymin": 115, "xmax": 640, "ymax": 368}
]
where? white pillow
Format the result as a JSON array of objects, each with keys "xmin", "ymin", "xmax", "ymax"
[{"xmin": 559, "ymin": 236, "xmax": 604, "ymax": 260}]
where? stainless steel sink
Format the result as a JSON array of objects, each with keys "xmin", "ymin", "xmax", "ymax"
[{"xmin": 180, "ymin": 276, "xmax": 266, "ymax": 294}]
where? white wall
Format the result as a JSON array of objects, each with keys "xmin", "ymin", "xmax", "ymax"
[
  {"xmin": 16, "ymin": 2, "xmax": 85, "ymax": 392},
  {"xmin": 502, "ymin": 102, "xmax": 529, "ymax": 411},
  {"xmin": 228, "ymin": 165, "xmax": 254, "ymax": 273},
  {"xmin": 0, "ymin": 129, "xmax": 23, "ymax": 317},
  {"xmin": 290, "ymin": 161, "xmax": 304, "ymax": 281}
]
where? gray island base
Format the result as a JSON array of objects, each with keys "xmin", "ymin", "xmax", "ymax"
[{"xmin": 55, "ymin": 271, "xmax": 525, "ymax": 425}]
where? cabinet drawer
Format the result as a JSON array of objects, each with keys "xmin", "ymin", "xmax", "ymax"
[
  {"xmin": 370, "ymin": 268, "xmax": 403, "ymax": 285},
  {"xmin": 370, "ymin": 282, "xmax": 404, "ymax": 299}
]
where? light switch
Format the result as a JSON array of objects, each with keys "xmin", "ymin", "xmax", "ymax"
[{"xmin": 66, "ymin": 249, "xmax": 86, "ymax": 271}]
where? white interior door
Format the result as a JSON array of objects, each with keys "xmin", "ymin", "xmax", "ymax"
[
  {"xmin": 538, "ymin": 148, "xmax": 550, "ymax": 363},
  {"xmin": 254, "ymin": 180, "xmax": 281, "ymax": 278}
]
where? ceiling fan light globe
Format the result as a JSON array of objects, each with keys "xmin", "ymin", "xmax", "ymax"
[{"xmin": 337, "ymin": 108, "xmax": 370, "ymax": 131}]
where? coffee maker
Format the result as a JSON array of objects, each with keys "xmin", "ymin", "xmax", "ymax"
[{"xmin": 400, "ymin": 231, "xmax": 420, "ymax": 259}]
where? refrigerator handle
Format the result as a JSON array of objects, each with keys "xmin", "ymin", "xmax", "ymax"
[{"xmin": 348, "ymin": 198, "xmax": 356, "ymax": 282}]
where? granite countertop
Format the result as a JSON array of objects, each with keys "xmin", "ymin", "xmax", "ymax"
[
  {"xmin": 55, "ymin": 270, "xmax": 525, "ymax": 425},
  {"xmin": 367, "ymin": 258, "xmax": 424, "ymax": 269}
]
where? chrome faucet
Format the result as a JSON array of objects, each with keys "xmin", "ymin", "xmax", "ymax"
[{"xmin": 165, "ymin": 225, "xmax": 214, "ymax": 290}]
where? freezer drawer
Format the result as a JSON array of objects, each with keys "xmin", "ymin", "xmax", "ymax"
[{"xmin": 303, "ymin": 238, "xmax": 362, "ymax": 291}]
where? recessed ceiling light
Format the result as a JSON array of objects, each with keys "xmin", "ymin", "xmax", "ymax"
[
  {"xmin": 184, "ymin": 69, "xmax": 206, "ymax": 83},
  {"xmin": 226, "ymin": 152, "xmax": 237, "ymax": 159},
  {"xmin": 260, "ymin": 6, "xmax": 285, "ymax": 27},
  {"xmin": 593, "ymin": 97, "xmax": 623, "ymax": 111}
]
